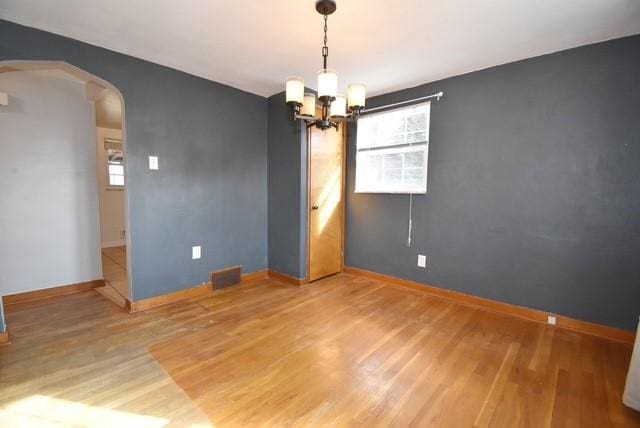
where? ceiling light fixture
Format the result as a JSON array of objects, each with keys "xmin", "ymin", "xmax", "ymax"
[{"xmin": 285, "ymin": 0, "xmax": 366, "ymax": 131}]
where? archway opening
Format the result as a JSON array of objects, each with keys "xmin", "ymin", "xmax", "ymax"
[{"xmin": 0, "ymin": 61, "xmax": 132, "ymax": 320}]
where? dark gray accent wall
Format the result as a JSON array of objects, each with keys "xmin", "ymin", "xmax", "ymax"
[
  {"xmin": 346, "ymin": 35, "xmax": 640, "ymax": 330},
  {"xmin": 2, "ymin": 19, "xmax": 638, "ymax": 333},
  {"xmin": 267, "ymin": 92, "xmax": 308, "ymax": 279},
  {"xmin": 0, "ymin": 20, "xmax": 268, "ymax": 302}
]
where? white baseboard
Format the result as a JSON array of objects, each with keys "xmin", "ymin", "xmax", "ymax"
[{"xmin": 101, "ymin": 241, "xmax": 125, "ymax": 249}]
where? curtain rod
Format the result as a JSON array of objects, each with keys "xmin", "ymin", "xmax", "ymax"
[{"xmin": 362, "ymin": 91, "xmax": 444, "ymax": 115}]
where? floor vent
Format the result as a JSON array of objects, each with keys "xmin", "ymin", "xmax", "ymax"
[{"xmin": 211, "ymin": 265, "xmax": 242, "ymax": 290}]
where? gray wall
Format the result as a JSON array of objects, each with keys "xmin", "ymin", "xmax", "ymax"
[
  {"xmin": 267, "ymin": 92, "xmax": 308, "ymax": 279},
  {"xmin": 0, "ymin": 20, "xmax": 268, "ymax": 303},
  {"xmin": 0, "ymin": 70, "xmax": 103, "ymax": 296},
  {"xmin": 1, "ymin": 18, "xmax": 638, "ymax": 334},
  {"xmin": 346, "ymin": 35, "xmax": 640, "ymax": 330}
]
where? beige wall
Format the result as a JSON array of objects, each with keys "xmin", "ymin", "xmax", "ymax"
[{"xmin": 96, "ymin": 127, "xmax": 126, "ymax": 248}]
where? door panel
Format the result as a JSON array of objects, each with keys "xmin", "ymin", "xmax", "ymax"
[{"xmin": 308, "ymin": 124, "xmax": 345, "ymax": 282}]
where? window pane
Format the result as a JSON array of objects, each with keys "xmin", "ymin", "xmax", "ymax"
[
  {"xmin": 368, "ymin": 154, "xmax": 383, "ymax": 170},
  {"xmin": 403, "ymin": 168, "xmax": 424, "ymax": 186},
  {"xmin": 384, "ymin": 153, "xmax": 402, "ymax": 169},
  {"xmin": 109, "ymin": 164, "xmax": 124, "ymax": 175},
  {"xmin": 380, "ymin": 116, "xmax": 404, "ymax": 134},
  {"xmin": 383, "ymin": 168, "xmax": 402, "ymax": 185},
  {"xmin": 365, "ymin": 154, "xmax": 383, "ymax": 184},
  {"xmin": 110, "ymin": 175, "xmax": 125, "ymax": 186},
  {"xmin": 405, "ymin": 151, "xmax": 424, "ymax": 168},
  {"xmin": 358, "ymin": 123, "xmax": 376, "ymax": 148},
  {"xmin": 406, "ymin": 113, "xmax": 427, "ymax": 133},
  {"xmin": 356, "ymin": 144, "xmax": 428, "ymax": 193},
  {"xmin": 364, "ymin": 167, "xmax": 383, "ymax": 185},
  {"xmin": 357, "ymin": 152, "xmax": 382, "ymax": 187},
  {"xmin": 356, "ymin": 101, "xmax": 430, "ymax": 150},
  {"xmin": 378, "ymin": 133, "xmax": 404, "ymax": 147},
  {"xmin": 407, "ymin": 131, "xmax": 427, "ymax": 144}
]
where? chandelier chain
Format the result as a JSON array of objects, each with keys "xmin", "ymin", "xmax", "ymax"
[{"xmin": 322, "ymin": 14, "xmax": 328, "ymax": 69}]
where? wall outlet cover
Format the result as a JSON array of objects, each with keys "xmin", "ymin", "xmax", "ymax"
[
  {"xmin": 149, "ymin": 156, "xmax": 159, "ymax": 170},
  {"xmin": 417, "ymin": 254, "xmax": 426, "ymax": 268},
  {"xmin": 547, "ymin": 315, "xmax": 557, "ymax": 326},
  {"xmin": 192, "ymin": 245, "xmax": 201, "ymax": 260}
]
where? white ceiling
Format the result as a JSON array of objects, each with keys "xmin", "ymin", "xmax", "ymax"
[{"xmin": 1, "ymin": 0, "xmax": 639, "ymax": 97}]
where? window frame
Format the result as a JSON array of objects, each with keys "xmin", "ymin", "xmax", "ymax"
[
  {"xmin": 104, "ymin": 138, "xmax": 125, "ymax": 191},
  {"xmin": 354, "ymin": 101, "xmax": 430, "ymax": 194}
]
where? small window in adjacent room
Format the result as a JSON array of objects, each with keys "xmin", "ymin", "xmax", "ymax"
[
  {"xmin": 355, "ymin": 102, "xmax": 430, "ymax": 194},
  {"xmin": 104, "ymin": 138, "xmax": 124, "ymax": 188}
]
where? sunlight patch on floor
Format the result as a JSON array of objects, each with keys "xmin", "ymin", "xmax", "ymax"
[{"xmin": 0, "ymin": 395, "xmax": 213, "ymax": 428}]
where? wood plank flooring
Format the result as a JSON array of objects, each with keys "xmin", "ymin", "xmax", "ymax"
[
  {"xmin": 101, "ymin": 246, "xmax": 129, "ymax": 300},
  {"xmin": 1, "ymin": 273, "xmax": 638, "ymax": 427}
]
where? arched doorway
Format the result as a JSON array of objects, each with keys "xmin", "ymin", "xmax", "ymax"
[{"xmin": 0, "ymin": 60, "xmax": 132, "ymax": 315}]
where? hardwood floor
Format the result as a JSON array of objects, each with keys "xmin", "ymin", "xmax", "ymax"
[
  {"xmin": 101, "ymin": 246, "xmax": 129, "ymax": 299},
  {"xmin": 1, "ymin": 273, "xmax": 638, "ymax": 427}
]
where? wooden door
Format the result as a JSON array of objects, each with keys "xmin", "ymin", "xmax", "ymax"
[{"xmin": 308, "ymin": 123, "xmax": 345, "ymax": 282}]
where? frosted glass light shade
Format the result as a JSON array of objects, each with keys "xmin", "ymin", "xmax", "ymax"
[
  {"xmin": 317, "ymin": 69, "xmax": 338, "ymax": 99},
  {"xmin": 285, "ymin": 77, "xmax": 304, "ymax": 104},
  {"xmin": 347, "ymin": 83, "xmax": 366, "ymax": 108},
  {"xmin": 331, "ymin": 94, "xmax": 347, "ymax": 117},
  {"xmin": 301, "ymin": 93, "xmax": 316, "ymax": 116}
]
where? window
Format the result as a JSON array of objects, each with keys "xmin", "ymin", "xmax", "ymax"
[
  {"xmin": 355, "ymin": 102, "xmax": 430, "ymax": 194},
  {"xmin": 105, "ymin": 138, "xmax": 124, "ymax": 188}
]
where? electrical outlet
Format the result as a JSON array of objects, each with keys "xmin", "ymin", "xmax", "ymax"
[
  {"xmin": 547, "ymin": 315, "xmax": 556, "ymax": 326},
  {"xmin": 417, "ymin": 254, "xmax": 426, "ymax": 268},
  {"xmin": 192, "ymin": 246, "xmax": 201, "ymax": 260},
  {"xmin": 149, "ymin": 156, "xmax": 159, "ymax": 170}
]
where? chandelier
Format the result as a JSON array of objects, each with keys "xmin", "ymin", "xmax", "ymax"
[{"xmin": 285, "ymin": 0, "xmax": 366, "ymax": 131}]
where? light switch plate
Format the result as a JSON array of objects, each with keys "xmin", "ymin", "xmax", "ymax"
[
  {"xmin": 417, "ymin": 254, "xmax": 426, "ymax": 268},
  {"xmin": 149, "ymin": 156, "xmax": 159, "ymax": 170},
  {"xmin": 192, "ymin": 246, "xmax": 201, "ymax": 260}
]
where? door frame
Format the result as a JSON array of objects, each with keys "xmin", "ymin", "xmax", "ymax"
[{"xmin": 306, "ymin": 123, "xmax": 347, "ymax": 282}]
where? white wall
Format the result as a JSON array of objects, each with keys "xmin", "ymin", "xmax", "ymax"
[
  {"xmin": 0, "ymin": 70, "xmax": 102, "ymax": 295},
  {"xmin": 96, "ymin": 127, "xmax": 126, "ymax": 247}
]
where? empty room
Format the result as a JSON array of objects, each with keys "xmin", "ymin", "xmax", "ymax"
[{"xmin": 0, "ymin": 1, "xmax": 639, "ymax": 426}]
